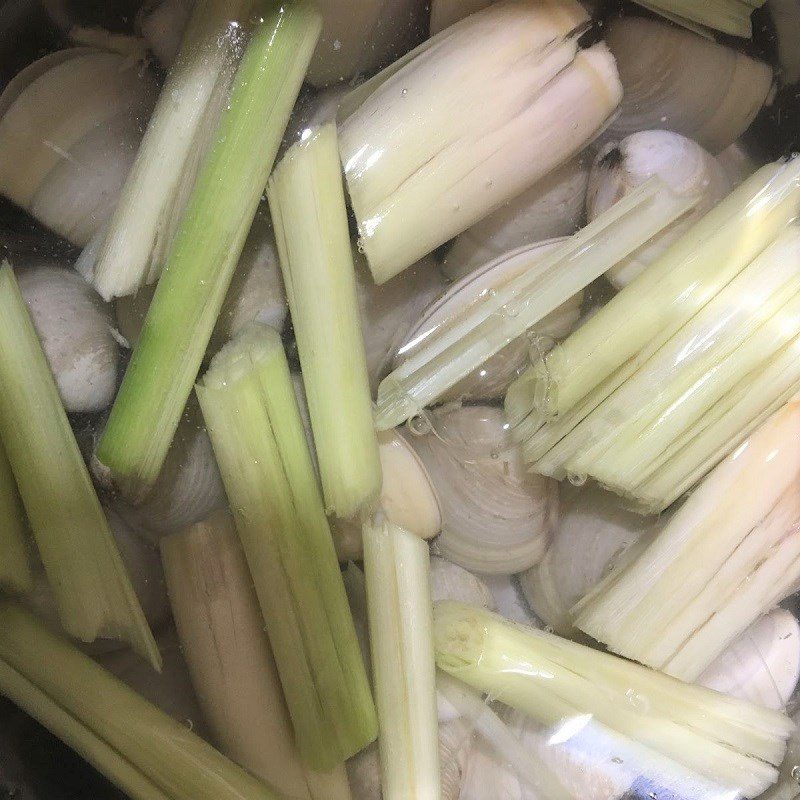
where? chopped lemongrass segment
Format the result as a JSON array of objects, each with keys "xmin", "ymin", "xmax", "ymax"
[
  {"xmin": 268, "ymin": 123, "xmax": 381, "ymax": 518},
  {"xmin": 574, "ymin": 401, "xmax": 800, "ymax": 681},
  {"xmin": 95, "ymin": 1, "xmax": 322, "ymax": 502},
  {"xmin": 531, "ymin": 158, "xmax": 800, "ymax": 419},
  {"xmin": 632, "ymin": 0, "xmax": 766, "ymax": 38},
  {"xmin": 374, "ymin": 178, "xmax": 696, "ymax": 430},
  {"xmin": 161, "ymin": 511, "xmax": 351, "ymax": 800},
  {"xmin": 88, "ymin": 0, "xmax": 254, "ymax": 300},
  {"xmin": 362, "ymin": 516, "xmax": 440, "ymax": 800},
  {"xmin": 338, "ymin": 0, "xmax": 620, "ymax": 283},
  {"xmin": 434, "ymin": 602, "xmax": 793, "ymax": 798},
  {"xmin": 196, "ymin": 324, "xmax": 377, "ymax": 770},
  {"xmin": 0, "ymin": 265, "xmax": 158, "ymax": 667},
  {"xmin": 0, "ymin": 602, "xmax": 279, "ymax": 800},
  {"xmin": 0, "ymin": 440, "xmax": 32, "ymax": 594}
]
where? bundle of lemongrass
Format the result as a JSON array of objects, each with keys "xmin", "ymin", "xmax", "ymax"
[{"xmin": 505, "ymin": 157, "xmax": 800, "ymax": 513}]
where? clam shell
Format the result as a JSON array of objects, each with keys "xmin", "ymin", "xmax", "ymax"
[
  {"xmin": 411, "ymin": 406, "xmax": 557, "ymax": 575},
  {"xmin": 481, "ymin": 574, "xmax": 540, "ymax": 628},
  {"xmin": 396, "ymin": 239, "xmax": 582, "ymax": 402},
  {"xmin": 429, "ymin": 556, "xmax": 496, "ymax": 610}
]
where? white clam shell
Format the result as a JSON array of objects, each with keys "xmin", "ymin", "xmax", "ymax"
[
  {"xmin": 587, "ymin": 131, "xmax": 732, "ymax": 289},
  {"xmin": 429, "ymin": 556, "xmax": 496, "ymax": 610},
  {"xmin": 603, "ymin": 17, "xmax": 773, "ymax": 154},
  {"xmin": 397, "ymin": 239, "xmax": 582, "ymax": 402},
  {"xmin": 443, "ymin": 157, "xmax": 589, "ymax": 281},
  {"xmin": 411, "ymin": 406, "xmax": 557, "ymax": 575},
  {"xmin": 519, "ymin": 484, "xmax": 661, "ymax": 635},
  {"xmin": 699, "ymin": 608, "xmax": 800, "ymax": 710},
  {"xmin": 16, "ymin": 264, "xmax": 119, "ymax": 413}
]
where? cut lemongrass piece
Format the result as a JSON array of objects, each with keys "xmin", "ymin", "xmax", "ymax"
[
  {"xmin": 161, "ymin": 511, "xmax": 351, "ymax": 800},
  {"xmin": 574, "ymin": 401, "xmax": 800, "ymax": 681},
  {"xmin": 196, "ymin": 324, "xmax": 376, "ymax": 770},
  {"xmin": 375, "ymin": 178, "xmax": 696, "ymax": 430},
  {"xmin": 0, "ymin": 440, "xmax": 32, "ymax": 594},
  {"xmin": 535, "ymin": 158, "xmax": 800, "ymax": 419},
  {"xmin": 268, "ymin": 123, "xmax": 381, "ymax": 518},
  {"xmin": 434, "ymin": 601, "xmax": 793, "ymax": 798},
  {"xmin": 94, "ymin": 1, "xmax": 322, "ymax": 503},
  {"xmin": 88, "ymin": 0, "xmax": 253, "ymax": 300},
  {"xmin": 0, "ymin": 265, "xmax": 158, "ymax": 667},
  {"xmin": 632, "ymin": 0, "xmax": 765, "ymax": 38},
  {"xmin": 0, "ymin": 602, "xmax": 278, "ymax": 800},
  {"xmin": 362, "ymin": 516, "xmax": 439, "ymax": 800},
  {"xmin": 338, "ymin": 0, "xmax": 619, "ymax": 283}
]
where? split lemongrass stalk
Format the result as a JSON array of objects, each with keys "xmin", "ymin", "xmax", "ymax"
[
  {"xmin": 196, "ymin": 324, "xmax": 377, "ymax": 769},
  {"xmin": 89, "ymin": 0, "xmax": 253, "ymax": 300},
  {"xmin": 161, "ymin": 511, "xmax": 351, "ymax": 800},
  {"xmin": 574, "ymin": 401, "xmax": 800, "ymax": 682},
  {"xmin": 0, "ymin": 602, "xmax": 278, "ymax": 800},
  {"xmin": 527, "ymin": 157, "xmax": 800, "ymax": 420},
  {"xmin": 362, "ymin": 516, "xmax": 439, "ymax": 799},
  {"xmin": 374, "ymin": 179, "xmax": 696, "ymax": 430},
  {"xmin": 0, "ymin": 265, "xmax": 158, "ymax": 667},
  {"xmin": 95, "ymin": 1, "xmax": 322, "ymax": 502},
  {"xmin": 632, "ymin": 0, "xmax": 766, "ymax": 38},
  {"xmin": 434, "ymin": 601, "xmax": 794, "ymax": 798},
  {"xmin": 268, "ymin": 123, "xmax": 381, "ymax": 518},
  {"xmin": 338, "ymin": 0, "xmax": 621, "ymax": 283},
  {"xmin": 0, "ymin": 441, "xmax": 32, "ymax": 594}
]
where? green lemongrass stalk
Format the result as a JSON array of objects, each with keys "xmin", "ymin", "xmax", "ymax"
[
  {"xmin": 337, "ymin": 0, "xmax": 618, "ymax": 283},
  {"xmin": 574, "ymin": 401, "xmax": 800, "ymax": 681},
  {"xmin": 552, "ymin": 227, "xmax": 800, "ymax": 486},
  {"xmin": 0, "ymin": 440, "xmax": 32, "ymax": 594},
  {"xmin": 161, "ymin": 511, "xmax": 352, "ymax": 800},
  {"xmin": 196, "ymin": 324, "xmax": 376, "ymax": 769},
  {"xmin": 0, "ymin": 265, "xmax": 158, "ymax": 667},
  {"xmin": 533, "ymin": 157, "xmax": 800, "ymax": 419},
  {"xmin": 0, "ymin": 602, "xmax": 278, "ymax": 800},
  {"xmin": 362, "ymin": 516, "xmax": 439, "ymax": 800},
  {"xmin": 434, "ymin": 601, "xmax": 793, "ymax": 798},
  {"xmin": 633, "ymin": 0, "xmax": 765, "ymax": 37},
  {"xmin": 268, "ymin": 123, "xmax": 381, "ymax": 518},
  {"xmin": 88, "ymin": 0, "xmax": 253, "ymax": 300},
  {"xmin": 374, "ymin": 179, "xmax": 696, "ymax": 430},
  {"xmin": 95, "ymin": 1, "xmax": 322, "ymax": 502}
]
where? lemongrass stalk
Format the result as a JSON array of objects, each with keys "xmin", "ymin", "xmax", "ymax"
[
  {"xmin": 362, "ymin": 516, "xmax": 439, "ymax": 800},
  {"xmin": 535, "ymin": 158, "xmax": 800, "ymax": 418},
  {"xmin": 632, "ymin": 0, "xmax": 765, "ymax": 38},
  {"xmin": 0, "ymin": 265, "xmax": 158, "ymax": 667},
  {"xmin": 89, "ymin": 0, "xmax": 253, "ymax": 300},
  {"xmin": 337, "ymin": 0, "xmax": 618, "ymax": 283},
  {"xmin": 161, "ymin": 511, "xmax": 352, "ymax": 800},
  {"xmin": 434, "ymin": 601, "xmax": 793, "ymax": 798},
  {"xmin": 196, "ymin": 324, "xmax": 376, "ymax": 769},
  {"xmin": 95, "ymin": 1, "xmax": 322, "ymax": 503},
  {"xmin": 0, "ymin": 439, "xmax": 32, "ymax": 594},
  {"xmin": 554, "ymin": 227, "xmax": 800, "ymax": 484},
  {"xmin": 268, "ymin": 123, "xmax": 381, "ymax": 518},
  {"xmin": 374, "ymin": 180, "xmax": 696, "ymax": 430},
  {"xmin": 0, "ymin": 602, "xmax": 278, "ymax": 800},
  {"xmin": 574, "ymin": 401, "xmax": 800, "ymax": 681}
]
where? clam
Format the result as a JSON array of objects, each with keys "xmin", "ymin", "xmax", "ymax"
[
  {"xmin": 519, "ymin": 484, "xmax": 661, "ymax": 636},
  {"xmin": 481, "ymin": 574, "xmax": 540, "ymax": 628},
  {"xmin": 429, "ymin": 556, "xmax": 497, "ymax": 610},
  {"xmin": 603, "ymin": 16, "xmax": 773, "ymax": 154},
  {"xmin": 717, "ymin": 141, "xmax": 760, "ymax": 187},
  {"xmin": 329, "ymin": 427, "xmax": 441, "ymax": 560},
  {"xmin": 396, "ymin": 239, "xmax": 582, "ymax": 402},
  {"xmin": 115, "ymin": 400, "xmax": 227, "ymax": 540},
  {"xmin": 114, "ymin": 208, "xmax": 287, "ymax": 353},
  {"xmin": 409, "ymin": 405, "xmax": 557, "ymax": 575},
  {"xmin": 0, "ymin": 48, "xmax": 157, "ymax": 247},
  {"xmin": 15, "ymin": 263, "xmax": 119, "ymax": 413},
  {"xmin": 587, "ymin": 131, "xmax": 732, "ymax": 288},
  {"xmin": 443, "ymin": 158, "xmax": 589, "ymax": 282},
  {"xmin": 698, "ymin": 609, "xmax": 800, "ymax": 711}
]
